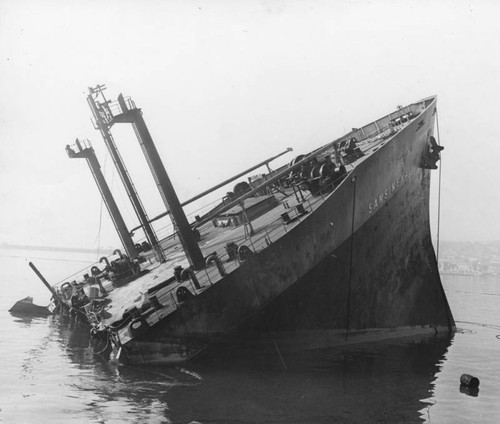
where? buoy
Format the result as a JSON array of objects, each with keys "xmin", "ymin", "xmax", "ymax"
[
  {"xmin": 459, "ymin": 384, "xmax": 479, "ymax": 397},
  {"xmin": 460, "ymin": 374, "xmax": 480, "ymax": 388}
]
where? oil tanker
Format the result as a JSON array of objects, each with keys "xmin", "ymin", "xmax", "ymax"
[{"xmin": 52, "ymin": 87, "xmax": 454, "ymax": 364}]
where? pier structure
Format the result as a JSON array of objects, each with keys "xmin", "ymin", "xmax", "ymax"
[
  {"xmin": 65, "ymin": 139, "xmax": 138, "ymax": 259},
  {"xmin": 87, "ymin": 85, "xmax": 166, "ymax": 263}
]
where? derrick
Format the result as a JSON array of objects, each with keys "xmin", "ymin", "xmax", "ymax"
[
  {"xmin": 87, "ymin": 85, "xmax": 204, "ymax": 269},
  {"xmin": 87, "ymin": 85, "xmax": 166, "ymax": 263},
  {"xmin": 65, "ymin": 139, "xmax": 138, "ymax": 259}
]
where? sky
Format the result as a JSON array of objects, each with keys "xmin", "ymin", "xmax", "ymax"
[{"xmin": 1, "ymin": 0, "xmax": 499, "ymax": 250}]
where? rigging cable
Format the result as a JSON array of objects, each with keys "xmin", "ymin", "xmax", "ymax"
[
  {"xmin": 95, "ymin": 152, "xmax": 108, "ymax": 261},
  {"xmin": 435, "ymin": 108, "xmax": 454, "ymax": 331},
  {"xmin": 435, "ymin": 109, "xmax": 443, "ymax": 263}
]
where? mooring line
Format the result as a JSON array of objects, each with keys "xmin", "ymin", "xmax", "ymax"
[
  {"xmin": 435, "ymin": 109, "xmax": 443, "ymax": 262},
  {"xmin": 455, "ymin": 320, "xmax": 500, "ymax": 330},
  {"xmin": 447, "ymin": 289, "xmax": 500, "ymax": 297},
  {"xmin": 0, "ymin": 253, "xmax": 94, "ymax": 264}
]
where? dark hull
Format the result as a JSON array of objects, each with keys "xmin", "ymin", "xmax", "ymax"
[
  {"xmin": 236, "ymin": 169, "xmax": 453, "ymax": 349},
  {"xmin": 119, "ymin": 97, "xmax": 455, "ymax": 364}
]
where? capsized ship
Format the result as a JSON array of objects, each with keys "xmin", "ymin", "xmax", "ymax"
[{"xmin": 55, "ymin": 86, "xmax": 454, "ymax": 364}]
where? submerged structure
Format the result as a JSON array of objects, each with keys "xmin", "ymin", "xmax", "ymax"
[{"xmin": 53, "ymin": 86, "xmax": 454, "ymax": 364}]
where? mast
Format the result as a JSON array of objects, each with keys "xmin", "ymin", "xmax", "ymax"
[
  {"xmin": 87, "ymin": 85, "xmax": 165, "ymax": 262},
  {"xmin": 66, "ymin": 139, "xmax": 138, "ymax": 259},
  {"xmin": 112, "ymin": 94, "xmax": 205, "ymax": 270}
]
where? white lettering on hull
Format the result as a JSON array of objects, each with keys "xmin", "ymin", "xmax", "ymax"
[{"xmin": 368, "ymin": 173, "xmax": 409, "ymax": 214}]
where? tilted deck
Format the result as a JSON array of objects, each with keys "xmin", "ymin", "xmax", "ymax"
[{"xmin": 55, "ymin": 99, "xmax": 427, "ymax": 348}]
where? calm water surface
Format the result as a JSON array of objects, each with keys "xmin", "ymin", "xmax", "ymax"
[{"xmin": 1, "ymin": 248, "xmax": 499, "ymax": 423}]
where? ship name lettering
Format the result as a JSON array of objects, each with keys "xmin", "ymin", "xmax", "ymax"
[{"xmin": 368, "ymin": 173, "xmax": 409, "ymax": 214}]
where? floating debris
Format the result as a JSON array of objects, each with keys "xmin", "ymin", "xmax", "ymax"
[
  {"xmin": 460, "ymin": 373, "xmax": 480, "ymax": 387},
  {"xmin": 9, "ymin": 297, "xmax": 51, "ymax": 318}
]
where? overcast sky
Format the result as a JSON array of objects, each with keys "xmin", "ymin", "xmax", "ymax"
[{"xmin": 1, "ymin": 0, "xmax": 499, "ymax": 250}]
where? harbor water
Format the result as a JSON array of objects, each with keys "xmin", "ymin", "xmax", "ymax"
[{"xmin": 1, "ymin": 247, "xmax": 499, "ymax": 423}]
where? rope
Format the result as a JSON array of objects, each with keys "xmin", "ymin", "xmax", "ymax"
[
  {"xmin": 96, "ymin": 199, "xmax": 104, "ymax": 261},
  {"xmin": 95, "ymin": 153, "xmax": 107, "ymax": 261},
  {"xmin": 447, "ymin": 290, "xmax": 500, "ymax": 297},
  {"xmin": 435, "ymin": 109, "xmax": 443, "ymax": 262},
  {"xmin": 456, "ymin": 320, "xmax": 500, "ymax": 330},
  {"xmin": 1, "ymin": 253, "xmax": 94, "ymax": 264}
]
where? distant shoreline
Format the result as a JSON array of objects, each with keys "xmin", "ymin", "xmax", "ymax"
[{"xmin": 0, "ymin": 243, "xmax": 112, "ymax": 255}]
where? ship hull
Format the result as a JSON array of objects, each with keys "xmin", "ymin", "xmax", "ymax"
[{"xmin": 118, "ymin": 98, "xmax": 455, "ymax": 364}]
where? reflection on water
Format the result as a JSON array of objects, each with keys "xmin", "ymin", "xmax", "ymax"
[
  {"xmin": 169, "ymin": 335, "xmax": 452, "ymax": 424},
  {"xmin": 10, "ymin": 314, "xmax": 454, "ymax": 424},
  {"xmin": 2, "ymin": 258, "xmax": 500, "ymax": 423},
  {"xmin": 1, "ymin": 308, "xmax": 454, "ymax": 423}
]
